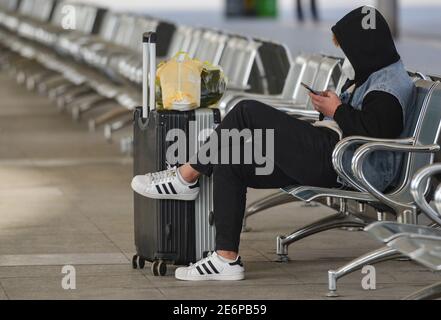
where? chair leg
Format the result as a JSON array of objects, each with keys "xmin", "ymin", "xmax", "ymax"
[
  {"xmin": 37, "ymin": 75, "xmax": 69, "ymax": 94},
  {"xmin": 27, "ymin": 70, "xmax": 58, "ymax": 91},
  {"xmin": 242, "ymin": 191, "xmax": 297, "ymax": 232},
  {"xmin": 327, "ymin": 246, "xmax": 403, "ymax": 297},
  {"xmin": 403, "ymin": 281, "xmax": 441, "ymax": 300},
  {"xmin": 57, "ymin": 85, "xmax": 93, "ymax": 110},
  {"xmin": 48, "ymin": 82, "xmax": 76, "ymax": 100},
  {"xmin": 71, "ymin": 96, "xmax": 113, "ymax": 121},
  {"xmin": 88, "ymin": 107, "xmax": 131, "ymax": 132},
  {"xmin": 276, "ymin": 212, "xmax": 372, "ymax": 262},
  {"xmin": 104, "ymin": 115, "xmax": 133, "ymax": 141},
  {"xmin": 64, "ymin": 93, "xmax": 102, "ymax": 116}
]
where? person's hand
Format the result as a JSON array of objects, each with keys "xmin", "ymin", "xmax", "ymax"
[{"xmin": 309, "ymin": 90, "xmax": 342, "ymax": 118}]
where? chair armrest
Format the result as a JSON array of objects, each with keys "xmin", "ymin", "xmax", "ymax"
[
  {"xmin": 226, "ymin": 83, "xmax": 251, "ymax": 91},
  {"xmin": 352, "ymin": 141, "xmax": 440, "ymax": 210},
  {"xmin": 410, "ymin": 163, "xmax": 441, "ymax": 226},
  {"xmin": 332, "ymin": 136, "xmax": 415, "ymax": 192}
]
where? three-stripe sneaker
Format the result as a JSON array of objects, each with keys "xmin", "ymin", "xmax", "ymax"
[
  {"xmin": 131, "ymin": 166, "xmax": 199, "ymax": 201},
  {"xmin": 175, "ymin": 252, "xmax": 245, "ymax": 281}
]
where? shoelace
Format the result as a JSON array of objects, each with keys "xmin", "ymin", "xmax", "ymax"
[
  {"xmin": 189, "ymin": 252, "xmax": 213, "ymax": 268},
  {"xmin": 146, "ymin": 168, "xmax": 176, "ymax": 184}
]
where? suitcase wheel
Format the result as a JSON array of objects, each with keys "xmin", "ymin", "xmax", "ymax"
[
  {"xmin": 138, "ymin": 257, "xmax": 146, "ymax": 269},
  {"xmin": 151, "ymin": 260, "xmax": 167, "ymax": 276},
  {"xmin": 132, "ymin": 255, "xmax": 138, "ymax": 269},
  {"xmin": 132, "ymin": 255, "xmax": 145, "ymax": 269}
]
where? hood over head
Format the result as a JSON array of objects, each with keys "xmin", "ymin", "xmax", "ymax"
[{"xmin": 331, "ymin": 6, "xmax": 400, "ymax": 85}]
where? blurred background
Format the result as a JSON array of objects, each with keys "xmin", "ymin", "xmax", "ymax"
[{"xmin": 66, "ymin": 0, "xmax": 441, "ymax": 75}]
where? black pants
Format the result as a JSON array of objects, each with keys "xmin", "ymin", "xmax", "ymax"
[{"xmin": 191, "ymin": 100, "xmax": 339, "ymax": 252}]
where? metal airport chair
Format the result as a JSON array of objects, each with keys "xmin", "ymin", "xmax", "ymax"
[
  {"xmin": 313, "ymin": 80, "xmax": 441, "ymax": 297},
  {"xmin": 33, "ymin": 4, "xmax": 108, "ymax": 93},
  {"xmin": 53, "ymin": 12, "xmax": 122, "ymax": 106},
  {"xmin": 217, "ymin": 53, "xmax": 307, "ymax": 115},
  {"xmin": 71, "ymin": 16, "xmax": 175, "ymax": 121},
  {"xmin": 239, "ymin": 80, "xmax": 440, "ymax": 296},
  {"xmin": 3, "ymin": 0, "xmax": 57, "ymax": 81},
  {"xmin": 58, "ymin": 14, "xmax": 139, "ymax": 117},
  {"xmin": 228, "ymin": 38, "xmax": 260, "ymax": 91},
  {"xmin": 218, "ymin": 36, "xmax": 260, "ymax": 92},
  {"xmin": 118, "ymin": 24, "xmax": 189, "ymax": 85},
  {"xmin": 25, "ymin": 7, "xmax": 103, "ymax": 103},
  {"xmin": 12, "ymin": 1, "xmax": 90, "ymax": 90},
  {"xmin": 192, "ymin": 29, "xmax": 227, "ymax": 65},
  {"xmin": 366, "ymin": 163, "xmax": 441, "ymax": 299},
  {"xmin": 220, "ymin": 54, "xmax": 325, "ymax": 117}
]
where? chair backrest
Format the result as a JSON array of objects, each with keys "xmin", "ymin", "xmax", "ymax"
[
  {"xmin": 166, "ymin": 25, "xmax": 193, "ymax": 58},
  {"xmin": 32, "ymin": 0, "xmax": 55, "ymax": 22},
  {"xmin": 279, "ymin": 54, "xmax": 309, "ymax": 100},
  {"xmin": 17, "ymin": 0, "xmax": 53, "ymax": 20},
  {"xmin": 218, "ymin": 36, "xmax": 241, "ymax": 79},
  {"xmin": 304, "ymin": 56, "xmax": 341, "ymax": 109},
  {"xmin": 193, "ymin": 30, "xmax": 227, "ymax": 65},
  {"xmin": 0, "ymin": 0, "xmax": 20, "ymax": 11},
  {"xmin": 98, "ymin": 12, "xmax": 120, "ymax": 42},
  {"xmin": 388, "ymin": 80, "xmax": 441, "ymax": 204},
  {"xmin": 78, "ymin": 5, "xmax": 106, "ymax": 35},
  {"xmin": 129, "ymin": 17, "xmax": 158, "ymax": 52},
  {"xmin": 187, "ymin": 28, "xmax": 203, "ymax": 58},
  {"xmin": 231, "ymin": 38, "xmax": 260, "ymax": 89},
  {"xmin": 17, "ymin": 0, "xmax": 34, "ymax": 16},
  {"xmin": 293, "ymin": 54, "xmax": 322, "ymax": 104},
  {"xmin": 255, "ymin": 40, "xmax": 291, "ymax": 94},
  {"xmin": 112, "ymin": 14, "xmax": 137, "ymax": 47},
  {"xmin": 219, "ymin": 36, "xmax": 260, "ymax": 89}
]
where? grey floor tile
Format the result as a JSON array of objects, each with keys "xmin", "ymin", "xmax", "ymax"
[
  {"xmin": 0, "ymin": 253, "xmax": 129, "ymax": 267},
  {"xmin": 0, "ymin": 283, "xmax": 8, "ymax": 300},
  {"xmin": 1, "ymin": 274, "xmax": 160, "ymax": 300},
  {"xmin": 0, "ymin": 264, "xmax": 136, "ymax": 279}
]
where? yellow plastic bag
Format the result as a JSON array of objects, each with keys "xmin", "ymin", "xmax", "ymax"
[{"xmin": 156, "ymin": 52, "xmax": 203, "ymax": 110}]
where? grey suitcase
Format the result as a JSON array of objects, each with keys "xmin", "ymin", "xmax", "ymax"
[{"xmin": 132, "ymin": 32, "xmax": 218, "ymax": 275}]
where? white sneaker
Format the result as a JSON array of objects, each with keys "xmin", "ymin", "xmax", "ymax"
[
  {"xmin": 131, "ymin": 166, "xmax": 199, "ymax": 201},
  {"xmin": 175, "ymin": 252, "xmax": 245, "ymax": 281}
]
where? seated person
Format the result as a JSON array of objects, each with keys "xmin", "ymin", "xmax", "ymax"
[{"xmin": 131, "ymin": 7, "xmax": 416, "ymax": 281}]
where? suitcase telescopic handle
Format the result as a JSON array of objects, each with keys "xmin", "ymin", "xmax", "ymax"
[{"xmin": 142, "ymin": 32, "xmax": 157, "ymax": 119}]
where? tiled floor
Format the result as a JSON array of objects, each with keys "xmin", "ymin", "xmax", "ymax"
[{"xmin": 0, "ymin": 72, "xmax": 439, "ymax": 300}]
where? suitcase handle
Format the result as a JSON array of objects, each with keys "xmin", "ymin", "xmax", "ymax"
[{"xmin": 142, "ymin": 32, "xmax": 157, "ymax": 119}]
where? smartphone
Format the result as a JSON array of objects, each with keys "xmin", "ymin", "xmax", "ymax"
[{"xmin": 301, "ymin": 82, "xmax": 321, "ymax": 95}]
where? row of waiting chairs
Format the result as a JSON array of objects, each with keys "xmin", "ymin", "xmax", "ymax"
[
  {"xmin": 365, "ymin": 163, "xmax": 441, "ymax": 300},
  {"xmin": 0, "ymin": 0, "xmax": 296, "ymax": 141}
]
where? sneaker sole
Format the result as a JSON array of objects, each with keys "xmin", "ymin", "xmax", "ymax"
[
  {"xmin": 175, "ymin": 273, "xmax": 245, "ymax": 281},
  {"xmin": 131, "ymin": 181, "xmax": 199, "ymax": 201}
]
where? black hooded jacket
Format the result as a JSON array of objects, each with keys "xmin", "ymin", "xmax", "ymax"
[{"xmin": 330, "ymin": 7, "xmax": 404, "ymax": 138}]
